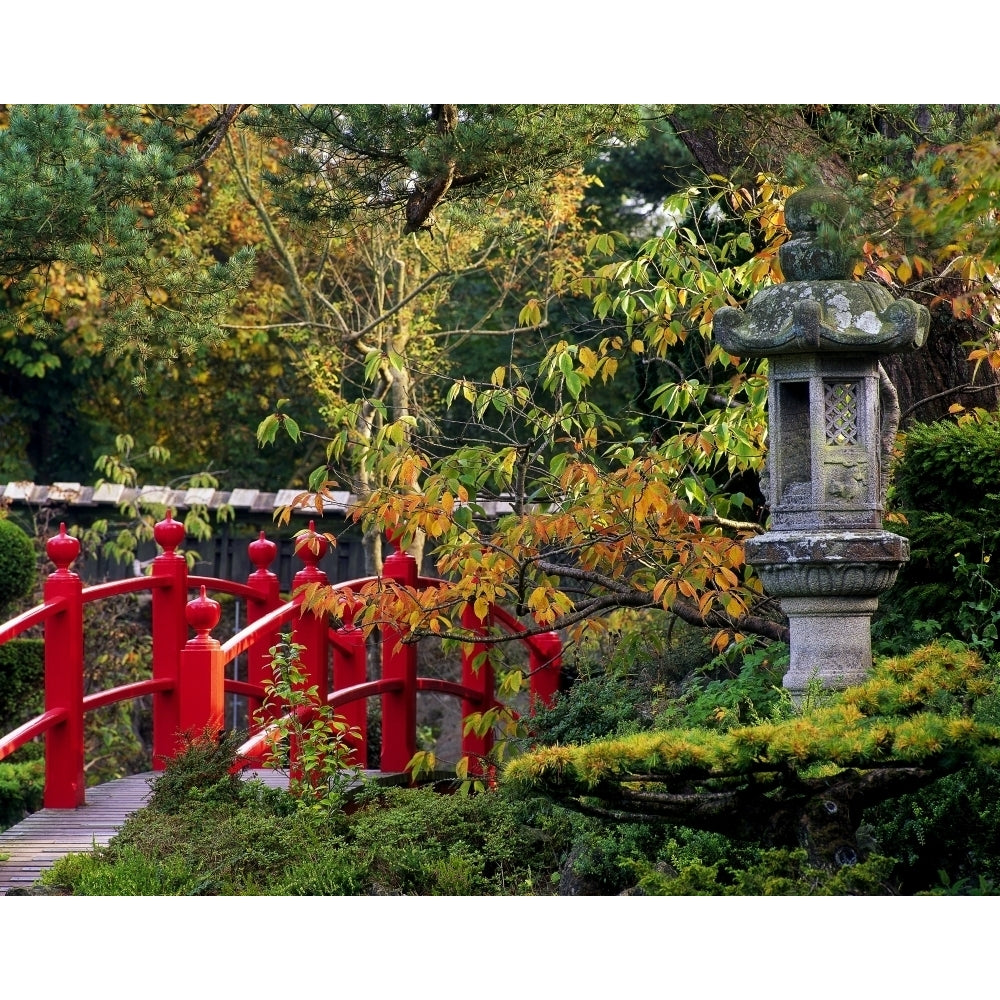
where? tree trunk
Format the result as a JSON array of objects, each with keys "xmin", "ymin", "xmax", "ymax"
[{"xmin": 892, "ymin": 305, "xmax": 1000, "ymax": 424}]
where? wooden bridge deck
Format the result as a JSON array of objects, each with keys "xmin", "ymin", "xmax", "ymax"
[{"xmin": 0, "ymin": 769, "xmax": 290, "ymax": 896}]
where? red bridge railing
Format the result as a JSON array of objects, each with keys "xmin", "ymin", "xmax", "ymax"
[{"xmin": 0, "ymin": 514, "xmax": 562, "ymax": 809}]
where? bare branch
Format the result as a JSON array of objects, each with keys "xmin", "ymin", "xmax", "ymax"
[{"xmin": 180, "ymin": 104, "xmax": 247, "ymax": 175}]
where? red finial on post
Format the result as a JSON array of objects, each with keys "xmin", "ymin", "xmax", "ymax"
[
  {"xmin": 387, "ymin": 526, "xmax": 402, "ymax": 556},
  {"xmin": 246, "ymin": 531, "xmax": 281, "ymax": 719},
  {"xmin": 186, "ymin": 585, "xmax": 221, "ymax": 645},
  {"xmin": 249, "ymin": 530, "xmax": 278, "ymax": 575},
  {"xmin": 294, "ymin": 520, "xmax": 329, "ymax": 575},
  {"xmin": 154, "ymin": 509, "xmax": 186, "ymax": 557},
  {"xmin": 46, "ymin": 523, "xmax": 80, "ymax": 576},
  {"xmin": 150, "ymin": 510, "xmax": 189, "ymax": 769},
  {"xmin": 291, "ymin": 520, "xmax": 331, "ymax": 702}
]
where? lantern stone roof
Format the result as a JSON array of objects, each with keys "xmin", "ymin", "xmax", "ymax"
[{"xmin": 713, "ymin": 186, "xmax": 930, "ymax": 358}]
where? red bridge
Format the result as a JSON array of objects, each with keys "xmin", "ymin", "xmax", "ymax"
[{"xmin": 0, "ymin": 514, "xmax": 562, "ymax": 892}]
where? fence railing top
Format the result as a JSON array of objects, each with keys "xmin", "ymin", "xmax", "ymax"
[{"xmin": 1, "ymin": 482, "xmax": 522, "ymax": 520}]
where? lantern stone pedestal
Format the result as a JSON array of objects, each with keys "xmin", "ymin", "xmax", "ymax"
[
  {"xmin": 746, "ymin": 529, "xmax": 910, "ymax": 693},
  {"xmin": 713, "ymin": 186, "xmax": 930, "ymax": 699}
]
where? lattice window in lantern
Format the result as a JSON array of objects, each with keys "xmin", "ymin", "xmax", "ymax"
[{"xmin": 824, "ymin": 381, "xmax": 860, "ymax": 445}]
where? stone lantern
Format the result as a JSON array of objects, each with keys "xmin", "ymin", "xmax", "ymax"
[{"xmin": 713, "ymin": 187, "xmax": 931, "ymax": 698}]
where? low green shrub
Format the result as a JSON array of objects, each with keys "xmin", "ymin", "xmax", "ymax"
[
  {"xmin": 0, "ymin": 638, "xmax": 43, "ymax": 734},
  {"xmin": 654, "ymin": 638, "xmax": 790, "ymax": 730},
  {"xmin": 0, "ymin": 757, "xmax": 44, "ymax": 831},
  {"xmin": 529, "ymin": 671, "xmax": 650, "ymax": 745},
  {"xmin": 42, "ymin": 845, "xmax": 196, "ymax": 896},
  {"xmin": 321, "ymin": 784, "xmax": 568, "ymax": 895},
  {"xmin": 145, "ymin": 731, "xmax": 247, "ymax": 814},
  {"xmin": 878, "ymin": 413, "xmax": 1000, "ymax": 646},
  {"xmin": 0, "ymin": 517, "xmax": 36, "ymax": 615},
  {"xmin": 632, "ymin": 848, "xmax": 899, "ymax": 895}
]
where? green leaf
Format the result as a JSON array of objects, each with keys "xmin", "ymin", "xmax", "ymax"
[
  {"xmin": 257, "ymin": 413, "xmax": 280, "ymax": 446},
  {"xmin": 363, "ymin": 350, "xmax": 383, "ymax": 383}
]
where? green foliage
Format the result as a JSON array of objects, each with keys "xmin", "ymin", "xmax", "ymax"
[
  {"xmin": 633, "ymin": 848, "xmax": 898, "ymax": 896},
  {"xmin": 583, "ymin": 113, "xmax": 698, "ymax": 237},
  {"xmin": 41, "ymin": 845, "xmax": 196, "ymax": 896},
  {"xmin": 654, "ymin": 638, "xmax": 790, "ymax": 731},
  {"xmin": 863, "ymin": 658, "xmax": 1000, "ymax": 891},
  {"xmin": 0, "ymin": 517, "xmax": 36, "ymax": 614},
  {"xmin": 505, "ymin": 644, "xmax": 1000, "ymax": 861},
  {"xmin": 530, "ymin": 671, "xmax": 650, "ymax": 746},
  {"xmin": 307, "ymin": 785, "xmax": 555, "ymax": 896},
  {"xmin": 560, "ymin": 820, "xmax": 684, "ymax": 894},
  {"xmin": 248, "ymin": 104, "xmax": 641, "ymax": 231},
  {"xmin": 0, "ymin": 638, "xmax": 43, "ymax": 734},
  {"xmin": 253, "ymin": 635, "xmax": 363, "ymax": 816},
  {"xmin": 0, "ymin": 756, "xmax": 44, "ymax": 832},
  {"xmin": 878, "ymin": 412, "xmax": 1000, "ymax": 648},
  {"xmin": 144, "ymin": 731, "xmax": 247, "ymax": 815},
  {"xmin": 866, "ymin": 764, "xmax": 1000, "ymax": 894},
  {"xmin": 529, "ymin": 618, "xmax": 716, "ymax": 747},
  {"xmin": 894, "ymin": 414, "xmax": 1000, "ymax": 517},
  {"xmin": 0, "ymin": 105, "xmax": 254, "ymax": 361}
]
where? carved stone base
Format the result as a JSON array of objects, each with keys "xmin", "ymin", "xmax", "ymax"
[
  {"xmin": 745, "ymin": 530, "xmax": 909, "ymax": 699},
  {"xmin": 780, "ymin": 596, "xmax": 879, "ymax": 699}
]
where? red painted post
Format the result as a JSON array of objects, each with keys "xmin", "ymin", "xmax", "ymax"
[
  {"xmin": 529, "ymin": 631, "xmax": 562, "ymax": 711},
  {"xmin": 177, "ymin": 586, "xmax": 225, "ymax": 747},
  {"xmin": 380, "ymin": 533, "xmax": 418, "ymax": 773},
  {"xmin": 292, "ymin": 521, "xmax": 330, "ymax": 703},
  {"xmin": 333, "ymin": 595, "xmax": 368, "ymax": 766},
  {"xmin": 43, "ymin": 524, "xmax": 85, "ymax": 808},
  {"xmin": 151, "ymin": 512, "xmax": 188, "ymax": 770},
  {"xmin": 246, "ymin": 531, "xmax": 281, "ymax": 719},
  {"xmin": 461, "ymin": 600, "xmax": 495, "ymax": 774}
]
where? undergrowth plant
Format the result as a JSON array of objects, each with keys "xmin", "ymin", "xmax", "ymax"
[{"xmin": 253, "ymin": 633, "xmax": 362, "ymax": 817}]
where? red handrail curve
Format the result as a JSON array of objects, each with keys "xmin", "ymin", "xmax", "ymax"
[
  {"xmin": 219, "ymin": 598, "xmax": 301, "ymax": 661},
  {"xmin": 0, "ymin": 709, "xmax": 68, "ymax": 762},
  {"xmin": 188, "ymin": 575, "xmax": 261, "ymax": 602},
  {"xmin": 0, "ymin": 599, "xmax": 65, "ymax": 644},
  {"xmin": 81, "ymin": 577, "xmax": 170, "ymax": 603},
  {"xmin": 82, "ymin": 678, "xmax": 175, "ymax": 713}
]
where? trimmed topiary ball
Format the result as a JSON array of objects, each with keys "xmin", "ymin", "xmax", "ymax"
[{"xmin": 0, "ymin": 518, "xmax": 36, "ymax": 613}]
